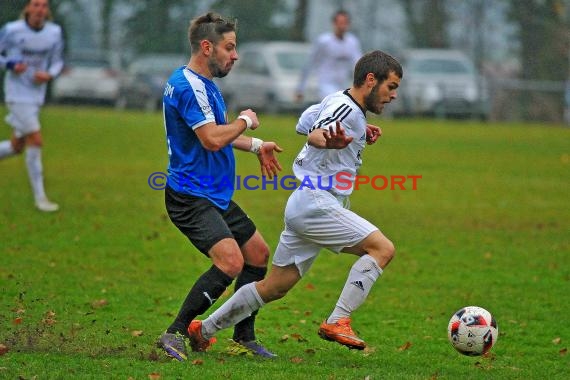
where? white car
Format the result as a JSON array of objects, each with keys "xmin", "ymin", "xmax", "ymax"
[
  {"xmin": 216, "ymin": 41, "xmax": 319, "ymax": 114},
  {"xmin": 51, "ymin": 55, "xmax": 119, "ymax": 104},
  {"xmin": 390, "ymin": 49, "xmax": 489, "ymax": 119}
]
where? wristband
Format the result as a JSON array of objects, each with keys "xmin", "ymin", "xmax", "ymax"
[
  {"xmin": 238, "ymin": 115, "xmax": 253, "ymax": 129},
  {"xmin": 249, "ymin": 137, "xmax": 264, "ymax": 154},
  {"xmin": 6, "ymin": 60, "xmax": 19, "ymax": 70}
]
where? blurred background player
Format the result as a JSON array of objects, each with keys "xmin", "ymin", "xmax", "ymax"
[
  {"xmin": 296, "ymin": 9, "xmax": 362, "ymax": 102},
  {"xmin": 0, "ymin": 0, "xmax": 64, "ymax": 212}
]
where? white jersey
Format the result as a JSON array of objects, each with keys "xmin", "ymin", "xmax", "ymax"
[
  {"xmin": 297, "ymin": 32, "xmax": 362, "ymax": 99},
  {"xmin": 0, "ymin": 20, "xmax": 64, "ymax": 105},
  {"xmin": 293, "ymin": 90, "xmax": 367, "ymax": 196}
]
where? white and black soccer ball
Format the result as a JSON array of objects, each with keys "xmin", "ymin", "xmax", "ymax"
[{"xmin": 447, "ymin": 306, "xmax": 498, "ymax": 356}]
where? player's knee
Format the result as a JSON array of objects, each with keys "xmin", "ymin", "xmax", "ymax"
[
  {"xmin": 247, "ymin": 240, "xmax": 270, "ymax": 267},
  {"xmin": 217, "ymin": 254, "xmax": 245, "ymax": 278}
]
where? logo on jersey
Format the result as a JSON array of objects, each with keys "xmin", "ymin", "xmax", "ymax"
[{"xmin": 164, "ymin": 82, "xmax": 174, "ymax": 98}]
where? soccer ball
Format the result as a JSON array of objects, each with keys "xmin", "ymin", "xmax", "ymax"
[{"xmin": 447, "ymin": 306, "xmax": 498, "ymax": 356}]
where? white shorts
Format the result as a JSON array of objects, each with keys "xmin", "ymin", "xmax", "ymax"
[
  {"xmin": 272, "ymin": 188, "xmax": 378, "ymax": 276},
  {"xmin": 5, "ymin": 103, "xmax": 41, "ymax": 138}
]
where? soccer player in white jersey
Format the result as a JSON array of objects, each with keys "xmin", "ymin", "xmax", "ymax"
[
  {"xmin": 296, "ymin": 9, "xmax": 362, "ymax": 101},
  {"xmin": 0, "ymin": 0, "xmax": 64, "ymax": 212},
  {"xmin": 188, "ymin": 50, "xmax": 403, "ymax": 352}
]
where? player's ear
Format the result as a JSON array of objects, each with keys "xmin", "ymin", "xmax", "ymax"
[
  {"xmin": 366, "ymin": 73, "xmax": 377, "ymax": 89},
  {"xmin": 200, "ymin": 40, "xmax": 213, "ymax": 56}
]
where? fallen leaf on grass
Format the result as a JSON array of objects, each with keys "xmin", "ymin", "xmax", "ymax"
[
  {"xmin": 12, "ymin": 317, "xmax": 22, "ymax": 325},
  {"xmin": 0, "ymin": 344, "xmax": 8, "ymax": 356},
  {"xmin": 148, "ymin": 372, "xmax": 161, "ymax": 380},
  {"xmin": 305, "ymin": 348, "xmax": 316, "ymax": 355},
  {"xmin": 552, "ymin": 337, "xmax": 561, "ymax": 345},
  {"xmin": 560, "ymin": 348, "xmax": 567, "ymax": 356},
  {"xmin": 192, "ymin": 359, "xmax": 204, "ymax": 365},
  {"xmin": 397, "ymin": 341, "xmax": 412, "ymax": 351},
  {"xmin": 279, "ymin": 334, "xmax": 289, "ymax": 343},
  {"xmin": 91, "ymin": 299, "xmax": 108, "ymax": 309},
  {"xmin": 290, "ymin": 333, "xmax": 308, "ymax": 342},
  {"xmin": 131, "ymin": 330, "xmax": 144, "ymax": 337},
  {"xmin": 290, "ymin": 357, "xmax": 303, "ymax": 363},
  {"xmin": 305, "ymin": 283, "xmax": 315, "ymax": 290}
]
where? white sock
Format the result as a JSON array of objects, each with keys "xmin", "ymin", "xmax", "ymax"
[
  {"xmin": 327, "ymin": 255, "xmax": 382, "ymax": 324},
  {"xmin": 201, "ymin": 282, "xmax": 265, "ymax": 339},
  {"xmin": 25, "ymin": 146, "xmax": 47, "ymax": 201},
  {"xmin": 0, "ymin": 140, "xmax": 15, "ymax": 159}
]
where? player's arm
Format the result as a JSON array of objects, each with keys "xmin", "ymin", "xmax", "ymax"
[
  {"xmin": 47, "ymin": 28, "xmax": 65, "ymax": 78},
  {"xmin": 308, "ymin": 120, "xmax": 353, "ymax": 149},
  {"xmin": 0, "ymin": 25, "xmax": 26, "ymax": 74},
  {"xmin": 194, "ymin": 109, "xmax": 259, "ymax": 151}
]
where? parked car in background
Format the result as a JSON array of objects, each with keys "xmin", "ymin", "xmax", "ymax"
[
  {"xmin": 116, "ymin": 54, "xmax": 186, "ymax": 111},
  {"xmin": 51, "ymin": 54, "xmax": 119, "ymax": 105},
  {"xmin": 390, "ymin": 49, "xmax": 489, "ymax": 119},
  {"xmin": 216, "ymin": 41, "xmax": 319, "ymax": 114}
]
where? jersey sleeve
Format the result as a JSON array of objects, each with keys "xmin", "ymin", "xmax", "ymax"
[
  {"xmin": 308, "ymin": 101, "xmax": 354, "ymax": 135},
  {"xmin": 0, "ymin": 24, "xmax": 13, "ymax": 70},
  {"xmin": 178, "ymin": 74, "xmax": 216, "ymax": 130},
  {"xmin": 47, "ymin": 25, "xmax": 64, "ymax": 77}
]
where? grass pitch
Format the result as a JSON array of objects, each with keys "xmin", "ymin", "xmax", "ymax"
[{"xmin": 0, "ymin": 105, "xmax": 568, "ymax": 379}]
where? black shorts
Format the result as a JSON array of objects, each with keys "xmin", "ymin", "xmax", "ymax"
[{"xmin": 165, "ymin": 186, "xmax": 257, "ymax": 255}]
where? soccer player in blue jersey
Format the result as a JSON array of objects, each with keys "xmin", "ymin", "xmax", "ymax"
[
  {"xmin": 157, "ymin": 12, "xmax": 283, "ymax": 360},
  {"xmin": 0, "ymin": 0, "xmax": 64, "ymax": 212}
]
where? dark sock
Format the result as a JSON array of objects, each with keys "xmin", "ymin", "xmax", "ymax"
[
  {"xmin": 167, "ymin": 265, "xmax": 233, "ymax": 336},
  {"xmin": 232, "ymin": 264, "xmax": 267, "ymax": 342}
]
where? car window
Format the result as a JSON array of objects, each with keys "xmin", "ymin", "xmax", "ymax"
[
  {"xmin": 408, "ymin": 58, "xmax": 473, "ymax": 74},
  {"xmin": 276, "ymin": 51, "xmax": 308, "ymax": 71},
  {"xmin": 129, "ymin": 56, "xmax": 185, "ymax": 75},
  {"xmin": 239, "ymin": 51, "xmax": 269, "ymax": 75}
]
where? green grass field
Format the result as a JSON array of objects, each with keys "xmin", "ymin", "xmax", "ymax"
[{"xmin": 0, "ymin": 105, "xmax": 568, "ymax": 379}]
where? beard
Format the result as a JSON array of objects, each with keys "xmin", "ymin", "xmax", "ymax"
[
  {"xmin": 207, "ymin": 50, "xmax": 231, "ymax": 78},
  {"xmin": 364, "ymin": 83, "xmax": 383, "ymax": 114}
]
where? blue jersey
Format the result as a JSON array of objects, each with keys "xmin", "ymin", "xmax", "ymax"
[{"xmin": 163, "ymin": 67, "xmax": 235, "ymax": 209}]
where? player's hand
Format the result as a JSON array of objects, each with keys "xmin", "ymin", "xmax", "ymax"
[
  {"xmin": 366, "ymin": 124, "xmax": 382, "ymax": 145},
  {"xmin": 13, "ymin": 62, "xmax": 27, "ymax": 74},
  {"xmin": 239, "ymin": 109, "xmax": 259, "ymax": 130},
  {"xmin": 324, "ymin": 120, "xmax": 353, "ymax": 149},
  {"xmin": 33, "ymin": 71, "xmax": 52, "ymax": 84},
  {"xmin": 257, "ymin": 141, "xmax": 283, "ymax": 179}
]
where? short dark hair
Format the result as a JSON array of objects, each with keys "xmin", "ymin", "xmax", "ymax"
[
  {"xmin": 353, "ymin": 50, "xmax": 403, "ymax": 87},
  {"xmin": 332, "ymin": 9, "xmax": 350, "ymax": 22},
  {"xmin": 188, "ymin": 12, "xmax": 236, "ymax": 53}
]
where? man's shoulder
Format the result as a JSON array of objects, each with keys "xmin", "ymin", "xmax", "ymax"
[
  {"xmin": 2, "ymin": 20, "xmax": 26, "ymax": 33},
  {"xmin": 43, "ymin": 21, "xmax": 63, "ymax": 34}
]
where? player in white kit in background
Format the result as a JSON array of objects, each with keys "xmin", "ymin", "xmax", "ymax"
[
  {"xmin": 187, "ymin": 50, "xmax": 403, "ymax": 353},
  {"xmin": 296, "ymin": 9, "xmax": 362, "ymax": 101},
  {"xmin": 0, "ymin": 0, "xmax": 64, "ymax": 212}
]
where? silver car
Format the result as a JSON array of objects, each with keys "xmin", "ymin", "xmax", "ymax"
[
  {"xmin": 116, "ymin": 54, "xmax": 187, "ymax": 112},
  {"xmin": 390, "ymin": 49, "xmax": 489, "ymax": 119},
  {"xmin": 51, "ymin": 55, "xmax": 120, "ymax": 104},
  {"xmin": 216, "ymin": 41, "xmax": 319, "ymax": 114}
]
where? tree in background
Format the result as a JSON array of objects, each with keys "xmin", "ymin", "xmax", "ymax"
[
  {"xmin": 123, "ymin": 0, "xmax": 190, "ymax": 55},
  {"xmin": 211, "ymin": 0, "xmax": 290, "ymax": 42},
  {"xmin": 401, "ymin": 0, "xmax": 449, "ymax": 48},
  {"xmin": 508, "ymin": 0, "xmax": 569, "ymax": 121}
]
